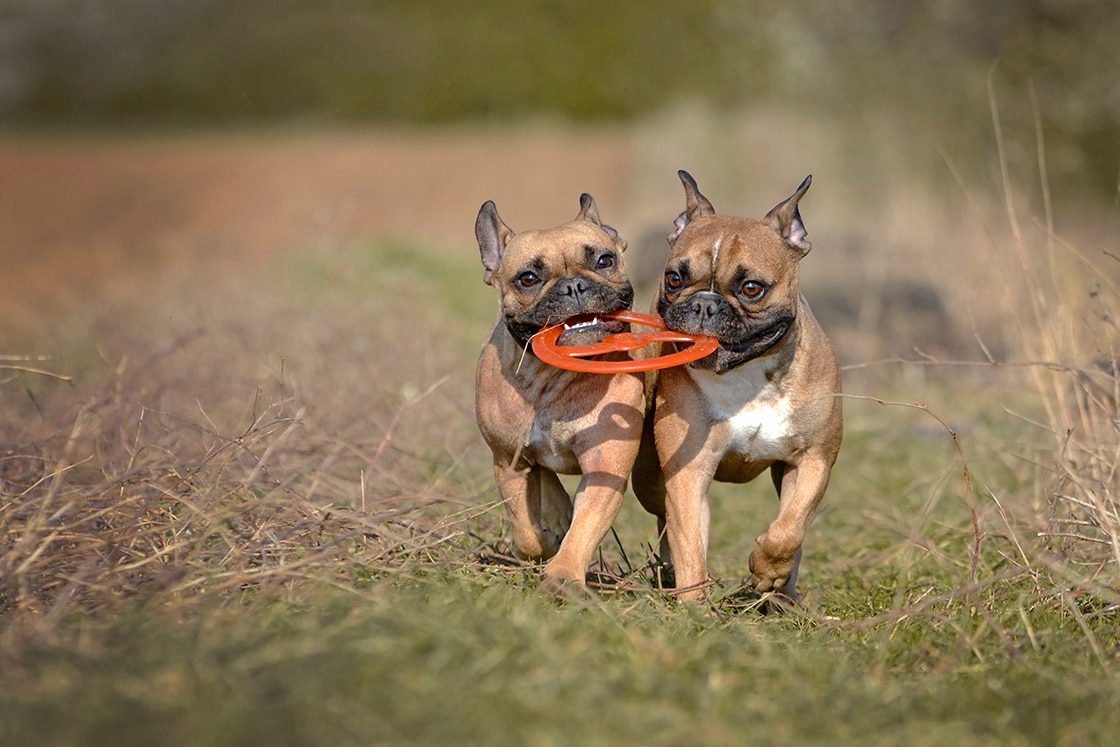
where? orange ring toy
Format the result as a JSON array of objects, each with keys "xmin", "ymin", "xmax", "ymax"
[{"xmin": 531, "ymin": 309, "xmax": 719, "ymax": 373}]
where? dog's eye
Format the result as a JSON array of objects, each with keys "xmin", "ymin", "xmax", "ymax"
[
  {"xmin": 517, "ymin": 271, "xmax": 541, "ymax": 289},
  {"xmin": 595, "ymin": 253, "xmax": 615, "ymax": 270},
  {"xmin": 665, "ymin": 271, "xmax": 683, "ymax": 291},
  {"xmin": 741, "ymin": 280, "xmax": 767, "ymax": 300}
]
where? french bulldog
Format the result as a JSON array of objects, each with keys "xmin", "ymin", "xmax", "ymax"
[
  {"xmin": 474, "ymin": 194, "xmax": 645, "ymax": 595},
  {"xmin": 633, "ymin": 171, "xmax": 843, "ymax": 602}
]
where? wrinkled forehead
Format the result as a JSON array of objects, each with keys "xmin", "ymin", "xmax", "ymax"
[
  {"xmin": 671, "ymin": 217, "xmax": 790, "ymax": 280},
  {"xmin": 502, "ymin": 221, "xmax": 616, "ymax": 269}
]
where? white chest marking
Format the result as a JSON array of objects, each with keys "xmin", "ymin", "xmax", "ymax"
[{"xmin": 689, "ymin": 360, "xmax": 794, "ymax": 460}]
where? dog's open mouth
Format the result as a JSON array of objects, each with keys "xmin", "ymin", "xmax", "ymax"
[{"xmin": 555, "ymin": 313, "xmax": 627, "ymax": 347}]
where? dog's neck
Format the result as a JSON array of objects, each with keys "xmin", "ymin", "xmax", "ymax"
[{"xmin": 504, "ymin": 319, "xmax": 536, "ymax": 348}]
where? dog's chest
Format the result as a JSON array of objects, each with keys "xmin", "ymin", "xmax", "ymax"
[
  {"xmin": 689, "ymin": 362, "xmax": 794, "ymax": 462},
  {"xmin": 519, "ymin": 374, "xmax": 604, "ymax": 474},
  {"xmin": 525, "ymin": 417, "xmax": 581, "ymax": 474}
]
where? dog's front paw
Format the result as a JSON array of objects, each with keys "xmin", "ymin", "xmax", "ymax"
[
  {"xmin": 540, "ymin": 559, "xmax": 591, "ymax": 602},
  {"xmin": 539, "ymin": 571, "xmax": 590, "ymax": 602},
  {"xmin": 747, "ymin": 538, "xmax": 796, "ymax": 595}
]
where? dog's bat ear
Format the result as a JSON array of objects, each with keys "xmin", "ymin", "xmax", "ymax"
[
  {"xmin": 577, "ymin": 193, "xmax": 628, "ymax": 251},
  {"xmin": 670, "ymin": 170, "xmax": 715, "ymax": 244},
  {"xmin": 680, "ymin": 170, "xmax": 716, "ymax": 219},
  {"xmin": 765, "ymin": 174, "xmax": 812, "ymax": 257},
  {"xmin": 576, "ymin": 193, "xmax": 602, "ymax": 224},
  {"xmin": 475, "ymin": 200, "xmax": 514, "ymax": 285}
]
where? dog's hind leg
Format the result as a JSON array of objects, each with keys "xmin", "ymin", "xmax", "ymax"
[
  {"xmin": 493, "ymin": 462, "xmax": 562, "ymax": 561},
  {"xmin": 632, "ymin": 418, "xmax": 673, "ymax": 585},
  {"xmin": 767, "ymin": 463, "xmax": 802, "ymax": 603},
  {"xmin": 539, "ymin": 468, "xmax": 573, "ymax": 548}
]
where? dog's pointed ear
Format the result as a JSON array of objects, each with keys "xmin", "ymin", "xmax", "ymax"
[
  {"xmin": 475, "ymin": 200, "xmax": 514, "ymax": 285},
  {"xmin": 576, "ymin": 193, "xmax": 602, "ymax": 224},
  {"xmin": 669, "ymin": 170, "xmax": 715, "ymax": 244},
  {"xmin": 576, "ymin": 192, "xmax": 627, "ymax": 250},
  {"xmin": 766, "ymin": 174, "xmax": 812, "ymax": 257}
]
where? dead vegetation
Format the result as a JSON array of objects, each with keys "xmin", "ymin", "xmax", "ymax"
[
  {"xmin": 988, "ymin": 88, "xmax": 1119, "ymax": 605},
  {"xmin": 0, "ymin": 311, "xmax": 501, "ymax": 646}
]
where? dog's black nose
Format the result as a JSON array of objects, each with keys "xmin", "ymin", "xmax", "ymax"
[
  {"xmin": 690, "ymin": 292, "xmax": 721, "ymax": 319},
  {"xmin": 558, "ymin": 278, "xmax": 589, "ymax": 298}
]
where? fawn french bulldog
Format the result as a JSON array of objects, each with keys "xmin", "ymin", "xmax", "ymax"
[
  {"xmin": 633, "ymin": 171, "xmax": 842, "ymax": 602},
  {"xmin": 475, "ymin": 194, "xmax": 644, "ymax": 595}
]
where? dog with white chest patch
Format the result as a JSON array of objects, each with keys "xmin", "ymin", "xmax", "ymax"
[{"xmin": 632, "ymin": 171, "xmax": 843, "ymax": 603}]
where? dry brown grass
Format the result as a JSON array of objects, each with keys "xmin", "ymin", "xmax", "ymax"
[
  {"xmin": 967, "ymin": 86, "xmax": 1119, "ymax": 607},
  {"xmin": 0, "ymin": 281, "xmax": 504, "ymax": 655}
]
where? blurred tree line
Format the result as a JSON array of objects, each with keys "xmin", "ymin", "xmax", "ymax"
[{"xmin": 0, "ymin": 0, "xmax": 1115, "ymax": 194}]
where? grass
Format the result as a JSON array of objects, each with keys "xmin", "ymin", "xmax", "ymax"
[
  {"xmin": 2, "ymin": 572, "xmax": 1118, "ymax": 746},
  {"xmin": 2, "ymin": 128, "xmax": 1119, "ymax": 744}
]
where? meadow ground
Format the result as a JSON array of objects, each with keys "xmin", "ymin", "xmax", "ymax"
[{"xmin": 1, "ymin": 118, "xmax": 1117, "ymax": 746}]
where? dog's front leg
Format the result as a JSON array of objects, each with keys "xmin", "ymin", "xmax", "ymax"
[
  {"xmin": 654, "ymin": 383, "xmax": 717, "ymax": 602},
  {"xmin": 541, "ymin": 398, "xmax": 643, "ymax": 595},
  {"xmin": 748, "ymin": 451, "xmax": 833, "ymax": 599},
  {"xmin": 541, "ymin": 463, "xmax": 629, "ymax": 595},
  {"xmin": 662, "ymin": 469, "xmax": 712, "ymax": 601},
  {"xmin": 493, "ymin": 461, "xmax": 562, "ymax": 561},
  {"xmin": 632, "ymin": 424, "xmax": 672, "ymax": 571}
]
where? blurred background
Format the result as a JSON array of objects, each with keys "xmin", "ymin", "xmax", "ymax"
[
  {"xmin": 3, "ymin": 1, "xmax": 1116, "ymax": 172},
  {"xmin": 1, "ymin": 0, "xmax": 1117, "ymax": 362}
]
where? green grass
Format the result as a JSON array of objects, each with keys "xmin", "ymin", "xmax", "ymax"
[
  {"xmin": 2, "ymin": 237, "xmax": 1117, "ymax": 746},
  {"xmin": 3, "ymin": 572, "xmax": 1117, "ymax": 747}
]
